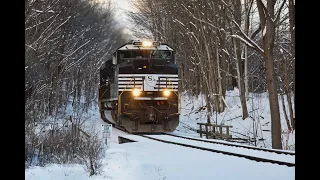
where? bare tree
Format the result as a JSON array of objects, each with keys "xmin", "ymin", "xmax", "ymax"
[
  {"xmin": 232, "ymin": 0, "xmax": 288, "ymax": 149},
  {"xmin": 25, "ymin": 0, "xmax": 128, "ymax": 169},
  {"xmin": 288, "ymin": 0, "xmax": 295, "ymax": 130}
]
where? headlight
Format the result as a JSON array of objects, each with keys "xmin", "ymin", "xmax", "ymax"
[
  {"xmin": 163, "ymin": 89, "xmax": 170, "ymax": 97},
  {"xmin": 132, "ymin": 89, "xmax": 141, "ymax": 96},
  {"xmin": 142, "ymin": 40, "xmax": 152, "ymax": 47}
]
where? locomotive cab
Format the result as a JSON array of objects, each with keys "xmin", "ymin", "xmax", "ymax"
[{"xmin": 99, "ymin": 40, "xmax": 180, "ymax": 133}]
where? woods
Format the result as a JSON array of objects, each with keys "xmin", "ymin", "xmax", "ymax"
[
  {"xmin": 127, "ymin": 0, "xmax": 295, "ymax": 149},
  {"xmin": 25, "ymin": 0, "xmax": 128, "ymax": 173},
  {"xmin": 25, "ymin": 1, "xmax": 295, "ymax": 171}
]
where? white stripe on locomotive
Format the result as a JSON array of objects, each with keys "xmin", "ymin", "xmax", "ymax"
[{"xmin": 118, "ymin": 74, "xmax": 179, "ymax": 92}]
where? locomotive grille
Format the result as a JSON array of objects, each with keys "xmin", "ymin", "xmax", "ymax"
[
  {"xmin": 118, "ymin": 74, "xmax": 178, "ymax": 92},
  {"xmin": 154, "ymin": 76, "xmax": 179, "ymax": 91},
  {"xmin": 118, "ymin": 76, "xmax": 144, "ymax": 91}
]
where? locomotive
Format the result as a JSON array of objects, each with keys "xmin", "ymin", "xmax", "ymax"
[{"xmin": 98, "ymin": 40, "xmax": 181, "ymax": 133}]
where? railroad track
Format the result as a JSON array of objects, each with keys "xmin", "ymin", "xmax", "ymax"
[
  {"xmin": 118, "ymin": 134, "xmax": 295, "ymax": 167},
  {"xmin": 164, "ymin": 133, "xmax": 295, "ymax": 156},
  {"xmin": 108, "ymin": 122, "xmax": 295, "ymax": 167}
]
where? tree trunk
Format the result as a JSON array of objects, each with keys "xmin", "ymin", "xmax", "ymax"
[
  {"xmin": 216, "ymin": 36, "xmax": 224, "ymax": 112},
  {"xmin": 283, "ymin": 53, "xmax": 295, "ymax": 131},
  {"xmin": 244, "ymin": 46, "xmax": 249, "ymax": 100},
  {"xmin": 219, "ymin": 28, "xmax": 227, "ymax": 100},
  {"xmin": 244, "ymin": 0, "xmax": 253, "ymax": 101},
  {"xmin": 265, "ymin": 49, "xmax": 282, "ymax": 149},
  {"xmin": 232, "ymin": 35, "xmax": 249, "ymax": 120},
  {"xmin": 89, "ymin": 157, "xmax": 95, "ymax": 176},
  {"xmin": 288, "ymin": 0, "xmax": 295, "ymax": 128},
  {"xmin": 234, "ymin": 0, "xmax": 249, "ymax": 120},
  {"xmin": 257, "ymin": 0, "xmax": 282, "ymax": 149}
]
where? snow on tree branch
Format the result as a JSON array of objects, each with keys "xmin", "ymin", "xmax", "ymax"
[
  {"xmin": 181, "ymin": 4, "xmax": 219, "ymax": 30},
  {"xmin": 230, "ymin": 35, "xmax": 254, "ymax": 48},
  {"xmin": 173, "ymin": 19, "xmax": 186, "ymax": 27},
  {"xmin": 232, "ymin": 20, "xmax": 264, "ymax": 56},
  {"xmin": 58, "ymin": 40, "xmax": 91, "ymax": 66}
]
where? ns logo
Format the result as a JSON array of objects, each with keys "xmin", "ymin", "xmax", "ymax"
[{"xmin": 147, "ymin": 75, "xmax": 157, "ymax": 82}]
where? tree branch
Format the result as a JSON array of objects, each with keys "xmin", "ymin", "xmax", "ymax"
[
  {"xmin": 256, "ymin": 0, "xmax": 272, "ymax": 21},
  {"xmin": 232, "ymin": 20, "xmax": 264, "ymax": 56},
  {"xmin": 181, "ymin": 4, "xmax": 219, "ymax": 30},
  {"xmin": 250, "ymin": 25, "xmax": 261, "ymax": 39},
  {"xmin": 275, "ymin": 0, "xmax": 287, "ymax": 24}
]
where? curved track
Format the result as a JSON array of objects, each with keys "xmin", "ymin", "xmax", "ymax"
[
  {"xmin": 106, "ymin": 117, "xmax": 295, "ymax": 167},
  {"xmin": 164, "ymin": 133, "xmax": 295, "ymax": 156},
  {"xmin": 135, "ymin": 134, "xmax": 295, "ymax": 167}
]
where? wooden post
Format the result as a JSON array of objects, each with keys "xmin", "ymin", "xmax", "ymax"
[
  {"xmin": 205, "ymin": 124, "xmax": 208, "ymax": 139},
  {"xmin": 226, "ymin": 127, "xmax": 230, "ymax": 136},
  {"xmin": 199, "ymin": 124, "xmax": 202, "ymax": 138}
]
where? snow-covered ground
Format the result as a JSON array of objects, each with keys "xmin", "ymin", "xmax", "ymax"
[
  {"xmin": 176, "ymin": 89, "xmax": 295, "ymax": 150},
  {"xmin": 142, "ymin": 134, "xmax": 294, "ymax": 164},
  {"xmin": 26, "ymin": 89, "xmax": 295, "ymax": 179},
  {"xmin": 26, "ymin": 134, "xmax": 294, "ymax": 180}
]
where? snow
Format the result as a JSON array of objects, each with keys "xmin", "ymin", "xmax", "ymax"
[
  {"xmin": 189, "ymin": 21, "xmax": 197, "ymax": 29},
  {"xmin": 26, "ymin": 89, "xmax": 295, "ymax": 179},
  {"xmin": 230, "ymin": 35, "xmax": 254, "ymax": 48},
  {"xmin": 143, "ymin": 135, "xmax": 294, "ymax": 164},
  {"xmin": 26, "ymin": 137, "xmax": 294, "ymax": 180},
  {"xmin": 176, "ymin": 89, "xmax": 295, "ymax": 151},
  {"xmin": 103, "ymin": 140, "xmax": 294, "ymax": 180},
  {"xmin": 168, "ymin": 132, "xmax": 295, "ymax": 154},
  {"xmin": 263, "ymin": 25, "xmax": 267, "ymax": 37},
  {"xmin": 26, "ymin": 164, "xmax": 93, "ymax": 180},
  {"xmin": 33, "ymin": 9, "xmax": 43, "ymax": 13},
  {"xmin": 173, "ymin": 19, "xmax": 186, "ymax": 27}
]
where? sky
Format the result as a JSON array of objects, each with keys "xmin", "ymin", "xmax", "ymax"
[
  {"xmin": 110, "ymin": 0, "xmax": 135, "ymax": 38},
  {"xmin": 111, "ymin": 0, "xmax": 131, "ymax": 21}
]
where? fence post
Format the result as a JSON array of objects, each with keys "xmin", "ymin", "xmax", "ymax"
[{"xmin": 205, "ymin": 124, "xmax": 208, "ymax": 139}]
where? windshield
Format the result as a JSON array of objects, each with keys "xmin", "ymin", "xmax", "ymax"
[
  {"xmin": 119, "ymin": 50, "xmax": 172, "ymax": 59},
  {"xmin": 119, "ymin": 59, "xmax": 178, "ymax": 74}
]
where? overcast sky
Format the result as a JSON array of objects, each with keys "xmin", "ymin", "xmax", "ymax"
[{"xmin": 110, "ymin": 0, "xmax": 135, "ymax": 38}]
